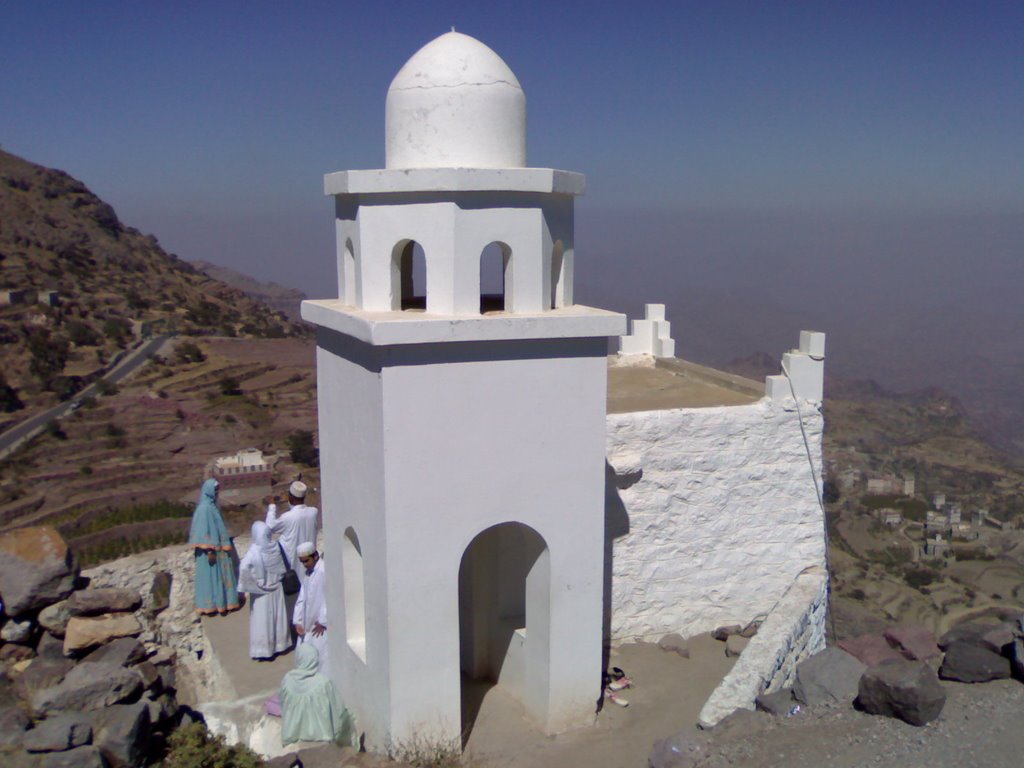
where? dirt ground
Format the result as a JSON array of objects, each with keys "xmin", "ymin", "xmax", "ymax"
[
  {"xmin": 675, "ymin": 677, "xmax": 1024, "ymax": 768},
  {"xmin": 462, "ymin": 635, "xmax": 735, "ymax": 768}
]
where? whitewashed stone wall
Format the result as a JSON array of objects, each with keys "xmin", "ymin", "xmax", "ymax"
[
  {"xmin": 697, "ymin": 566, "xmax": 828, "ymax": 726},
  {"xmin": 606, "ymin": 397, "xmax": 826, "ymax": 642}
]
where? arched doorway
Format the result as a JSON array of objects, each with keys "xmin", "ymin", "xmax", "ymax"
[{"xmin": 458, "ymin": 522, "xmax": 549, "ymax": 743}]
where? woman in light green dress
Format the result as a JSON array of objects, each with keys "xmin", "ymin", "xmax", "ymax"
[{"xmin": 280, "ymin": 644, "xmax": 354, "ymax": 746}]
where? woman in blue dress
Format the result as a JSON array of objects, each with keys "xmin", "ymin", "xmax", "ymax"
[{"xmin": 189, "ymin": 478, "xmax": 240, "ymax": 615}]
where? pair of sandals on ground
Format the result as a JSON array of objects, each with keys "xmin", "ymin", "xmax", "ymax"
[{"xmin": 603, "ymin": 666, "xmax": 632, "ymax": 707}]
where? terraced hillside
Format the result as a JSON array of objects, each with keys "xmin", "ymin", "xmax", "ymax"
[{"xmin": 0, "ymin": 336, "xmax": 319, "ymax": 565}]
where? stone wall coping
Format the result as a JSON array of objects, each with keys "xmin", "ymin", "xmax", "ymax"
[{"xmin": 698, "ymin": 566, "xmax": 828, "ymax": 727}]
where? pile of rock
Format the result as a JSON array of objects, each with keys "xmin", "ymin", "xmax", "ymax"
[
  {"xmin": 650, "ymin": 619, "xmax": 1024, "ymax": 767},
  {"xmin": 0, "ymin": 526, "xmax": 186, "ymax": 767}
]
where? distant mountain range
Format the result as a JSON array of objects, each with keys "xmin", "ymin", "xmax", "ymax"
[{"xmin": 190, "ymin": 260, "xmax": 306, "ymax": 322}]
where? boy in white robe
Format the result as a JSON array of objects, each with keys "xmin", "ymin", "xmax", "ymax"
[{"xmin": 293, "ymin": 541, "xmax": 329, "ymax": 674}]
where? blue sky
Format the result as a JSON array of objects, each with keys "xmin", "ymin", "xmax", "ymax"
[{"xmin": 2, "ymin": 2, "xmax": 1023, "ymax": 428}]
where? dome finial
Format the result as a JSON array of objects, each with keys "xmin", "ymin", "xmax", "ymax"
[{"xmin": 385, "ymin": 32, "xmax": 526, "ymax": 169}]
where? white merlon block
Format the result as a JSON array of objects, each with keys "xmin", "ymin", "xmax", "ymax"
[
  {"xmin": 656, "ymin": 338, "xmax": 675, "ymax": 359},
  {"xmin": 619, "ymin": 335, "xmax": 649, "ymax": 355},
  {"xmin": 782, "ymin": 353, "xmax": 824, "ymax": 401},
  {"xmin": 656, "ymin": 321, "xmax": 671, "ymax": 339},
  {"xmin": 798, "ymin": 331, "xmax": 826, "ymax": 358},
  {"xmin": 645, "ymin": 304, "xmax": 666, "ymax": 322},
  {"xmin": 765, "ymin": 375, "xmax": 789, "ymax": 400},
  {"xmin": 632, "ymin": 319, "xmax": 655, "ymax": 340}
]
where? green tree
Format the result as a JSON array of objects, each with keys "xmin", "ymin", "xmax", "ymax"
[
  {"xmin": 25, "ymin": 327, "xmax": 69, "ymax": 385},
  {"xmin": 0, "ymin": 371, "xmax": 23, "ymax": 413},
  {"xmin": 286, "ymin": 430, "xmax": 319, "ymax": 467}
]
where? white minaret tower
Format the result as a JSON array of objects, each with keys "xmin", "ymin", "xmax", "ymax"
[{"xmin": 302, "ymin": 31, "xmax": 626, "ymax": 751}]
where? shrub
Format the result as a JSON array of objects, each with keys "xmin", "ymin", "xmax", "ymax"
[
  {"xmin": 175, "ymin": 341, "xmax": 206, "ymax": 364},
  {"xmin": 162, "ymin": 720, "xmax": 265, "ymax": 768},
  {"xmin": 0, "ymin": 372, "xmax": 23, "ymax": 413},
  {"xmin": 96, "ymin": 378, "xmax": 119, "ymax": 396},
  {"xmin": 286, "ymin": 429, "xmax": 319, "ymax": 467},
  {"xmin": 66, "ymin": 320, "xmax": 101, "ymax": 346},
  {"xmin": 219, "ymin": 377, "xmax": 241, "ymax": 396},
  {"xmin": 45, "ymin": 420, "xmax": 66, "ymax": 440},
  {"xmin": 904, "ymin": 567, "xmax": 939, "ymax": 591},
  {"xmin": 103, "ymin": 317, "xmax": 132, "ymax": 347},
  {"xmin": 80, "ymin": 465, "xmax": 93, "ymax": 476}
]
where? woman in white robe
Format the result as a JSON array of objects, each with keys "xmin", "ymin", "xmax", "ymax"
[{"xmin": 238, "ymin": 521, "xmax": 292, "ymax": 660}]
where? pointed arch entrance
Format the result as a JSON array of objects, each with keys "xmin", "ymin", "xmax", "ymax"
[{"xmin": 458, "ymin": 522, "xmax": 550, "ymax": 742}]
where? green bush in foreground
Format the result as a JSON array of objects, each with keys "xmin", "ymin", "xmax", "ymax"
[{"xmin": 162, "ymin": 721, "xmax": 264, "ymax": 768}]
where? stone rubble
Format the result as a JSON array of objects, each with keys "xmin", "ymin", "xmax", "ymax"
[{"xmin": 0, "ymin": 526, "xmax": 189, "ymax": 767}]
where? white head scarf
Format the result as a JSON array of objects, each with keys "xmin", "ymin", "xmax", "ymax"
[{"xmin": 239, "ymin": 521, "xmax": 286, "ymax": 592}]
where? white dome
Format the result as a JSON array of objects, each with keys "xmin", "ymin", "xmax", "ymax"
[{"xmin": 385, "ymin": 32, "xmax": 526, "ymax": 169}]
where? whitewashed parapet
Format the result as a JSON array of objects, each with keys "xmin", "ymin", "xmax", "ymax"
[
  {"xmin": 606, "ymin": 397, "xmax": 825, "ymax": 643},
  {"xmin": 619, "ymin": 303, "xmax": 676, "ymax": 358},
  {"xmin": 698, "ymin": 566, "xmax": 828, "ymax": 727}
]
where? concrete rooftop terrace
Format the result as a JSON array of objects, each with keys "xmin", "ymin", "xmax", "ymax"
[{"xmin": 607, "ymin": 357, "xmax": 764, "ymax": 414}]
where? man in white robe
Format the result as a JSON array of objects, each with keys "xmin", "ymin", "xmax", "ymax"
[
  {"xmin": 293, "ymin": 541, "xmax": 329, "ymax": 675},
  {"xmin": 266, "ymin": 480, "xmax": 320, "ymax": 585}
]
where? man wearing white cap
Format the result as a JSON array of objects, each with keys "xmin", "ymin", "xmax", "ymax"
[
  {"xmin": 293, "ymin": 541, "xmax": 328, "ymax": 674},
  {"xmin": 266, "ymin": 481, "xmax": 320, "ymax": 586}
]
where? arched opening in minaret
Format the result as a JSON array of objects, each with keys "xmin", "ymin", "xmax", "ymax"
[
  {"xmin": 550, "ymin": 240, "xmax": 566, "ymax": 309},
  {"xmin": 342, "ymin": 526, "xmax": 366, "ymax": 662},
  {"xmin": 458, "ymin": 522, "xmax": 549, "ymax": 745},
  {"xmin": 342, "ymin": 238, "xmax": 356, "ymax": 306},
  {"xmin": 390, "ymin": 240, "xmax": 426, "ymax": 311},
  {"xmin": 479, "ymin": 241, "xmax": 512, "ymax": 314}
]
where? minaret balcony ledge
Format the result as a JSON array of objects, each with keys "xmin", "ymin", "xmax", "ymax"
[{"xmin": 301, "ymin": 299, "xmax": 625, "ymax": 346}]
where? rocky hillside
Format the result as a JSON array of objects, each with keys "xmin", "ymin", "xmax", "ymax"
[{"xmin": 0, "ymin": 149, "xmax": 306, "ymax": 429}]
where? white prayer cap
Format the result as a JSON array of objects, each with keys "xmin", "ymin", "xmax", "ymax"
[
  {"xmin": 289, "ymin": 481, "xmax": 307, "ymax": 499},
  {"xmin": 297, "ymin": 541, "xmax": 316, "ymax": 557}
]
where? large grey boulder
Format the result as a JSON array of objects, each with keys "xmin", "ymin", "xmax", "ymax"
[
  {"xmin": 0, "ymin": 527, "xmax": 78, "ymax": 616},
  {"xmin": 38, "ymin": 600, "xmax": 72, "ymax": 638},
  {"xmin": 793, "ymin": 647, "xmax": 867, "ymax": 707},
  {"xmin": 35, "ymin": 632, "xmax": 66, "ymax": 660},
  {"xmin": 1, "ymin": 618, "xmax": 35, "ymax": 644},
  {"xmin": 63, "ymin": 614, "xmax": 142, "ymax": 655},
  {"xmin": 884, "ymin": 625, "xmax": 942, "ymax": 662},
  {"xmin": 14, "ymin": 657, "xmax": 74, "ymax": 702},
  {"xmin": 755, "ymin": 687, "xmax": 795, "ymax": 716},
  {"xmin": 82, "ymin": 638, "xmax": 146, "ymax": 669},
  {"xmin": 88, "ymin": 701, "xmax": 150, "ymax": 768},
  {"xmin": 857, "ymin": 659, "xmax": 946, "ymax": 726},
  {"xmin": 31, "ymin": 663, "xmax": 142, "ymax": 716},
  {"xmin": 938, "ymin": 621, "xmax": 1015, "ymax": 653},
  {"xmin": 0, "ymin": 706, "xmax": 31, "ymax": 747},
  {"xmin": 67, "ymin": 589, "xmax": 142, "ymax": 618},
  {"xmin": 23, "ymin": 714, "xmax": 92, "ymax": 752},
  {"xmin": 939, "ymin": 640, "xmax": 1011, "ymax": 682},
  {"xmin": 38, "ymin": 744, "xmax": 106, "ymax": 768}
]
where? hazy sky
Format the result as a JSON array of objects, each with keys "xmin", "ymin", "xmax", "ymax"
[{"xmin": 2, "ymin": 2, "xmax": 1023, "ymax": 430}]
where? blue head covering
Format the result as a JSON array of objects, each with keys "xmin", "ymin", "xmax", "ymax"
[{"xmin": 188, "ymin": 478, "xmax": 229, "ymax": 549}]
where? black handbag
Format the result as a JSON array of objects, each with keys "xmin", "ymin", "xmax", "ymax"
[{"xmin": 279, "ymin": 544, "xmax": 301, "ymax": 595}]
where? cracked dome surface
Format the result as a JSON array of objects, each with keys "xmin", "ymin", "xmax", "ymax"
[{"xmin": 385, "ymin": 31, "xmax": 527, "ymax": 169}]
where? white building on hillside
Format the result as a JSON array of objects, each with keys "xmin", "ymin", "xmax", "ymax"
[{"xmin": 301, "ymin": 30, "xmax": 828, "ymax": 752}]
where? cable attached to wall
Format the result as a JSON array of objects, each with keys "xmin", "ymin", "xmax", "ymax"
[{"xmin": 780, "ymin": 357, "xmax": 838, "ymax": 644}]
